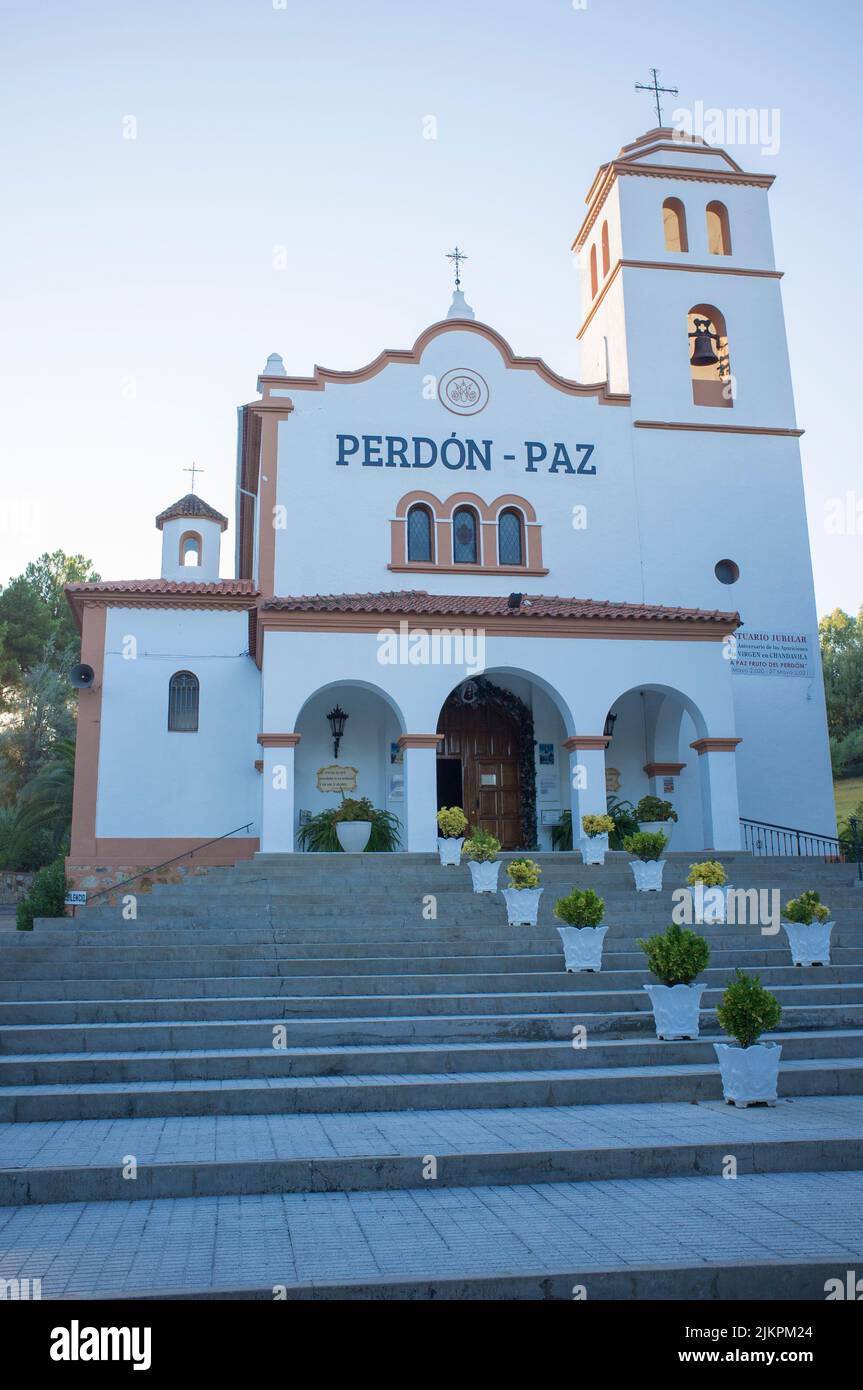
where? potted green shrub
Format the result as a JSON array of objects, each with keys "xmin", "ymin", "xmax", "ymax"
[
  {"xmin": 636, "ymin": 795, "xmax": 678, "ymax": 847},
  {"xmin": 687, "ymin": 860, "xmax": 730, "ymax": 924},
  {"xmin": 781, "ymin": 890, "xmax": 834, "ymax": 966},
  {"xmin": 333, "ymin": 796, "xmax": 376, "ymax": 853},
  {"xmin": 554, "ymin": 887, "xmax": 607, "ymax": 972},
  {"xmin": 714, "ymin": 969, "xmax": 783, "ymax": 1106},
  {"xmin": 436, "ymin": 806, "xmax": 468, "ymax": 866},
  {"xmin": 623, "ymin": 830, "xmax": 668, "ymax": 891},
  {"xmin": 637, "ymin": 924, "xmax": 710, "ymax": 1039},
  {"xmin": 462, "ymin": 827, "xmax": 501, "ymax": 893},
  {"xmin": 502, "ymin": 858, "xmax": 542, "ymax": 925},
  {"xmin": 581, "ymin": 813, "xmax": 614, "ymax": 866},
  {"xmin": 299, "ymin": 802, "xmax": 401, "ymax": 853}
]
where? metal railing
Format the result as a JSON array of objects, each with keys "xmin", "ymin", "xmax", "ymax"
[
  {"xmin": 83, "ymin": 822, "xmax": 254, "ymax": 906},
  {"xmin": 740, "ymin": 817, "xmax": 841, "ymax": 859}
]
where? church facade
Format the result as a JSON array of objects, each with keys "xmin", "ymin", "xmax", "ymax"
[{"xmin": 65, "ymin": 128, "xmax": 835, "ymax": 889}]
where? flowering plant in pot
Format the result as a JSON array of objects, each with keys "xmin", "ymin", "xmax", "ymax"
[
  {"xmin": 333, "ymin": 797, "xmax": 376, "ymax": 853},
  {"xmin": 637, "ymin": 924, "xmax": 710, "ymax": 1039},
  {"xmin": 462, "ymin": 827, "xmax": 501, "ymax": 894},
  {"xmin": 581, "ymin": 813, "xmax": 614, "ymax": 867},
  {"xmin": 781, "ymin": 890, "xmax": 834, "ymax": 967},
  {"xmin": 687, "ymin": 860, "xmax": 730, "ymax": 924},
  {"xmin": 636, "ymin": 795, "xmax": 678, "ymax": 848},
  {"xmin": 436, "ymin": 806, "xmax": 468, "ymax": 866},
  {"xmin": 554, "ymin": 887, "xmax": 607, "ymax": 972},
  {"xmin": 623, "ymin": 830, "xmax": 668, "ymax": 892},
  {"xmin": 502, "ymin": 858, "xmax": 543, "ymax": 926},
  {"xmin": 714, "ymin": 969, "xmax": 782, "ymax": 1106}
]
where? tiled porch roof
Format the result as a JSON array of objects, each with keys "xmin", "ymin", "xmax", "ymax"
[{"xmin": 262, "ymin": 590, "xmax": 740, "ymax": 626}]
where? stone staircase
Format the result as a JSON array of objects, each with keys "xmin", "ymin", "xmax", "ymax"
[{"xmin": 1, "ymin": 851, "xmax": 862, "ymax": 1299}]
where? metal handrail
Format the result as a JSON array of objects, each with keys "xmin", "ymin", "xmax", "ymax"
[
  {"xmin": 84, "ymin": 822, "xmax": 254, "ymax": 904},
  {"xmin": 740, "ymin": 816, "xmax": 841, "ymax": 858}
]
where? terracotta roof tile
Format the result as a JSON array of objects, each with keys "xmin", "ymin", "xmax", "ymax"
[
  {"xmin": 155, "ymin": 494, "xmax": 229, "ymax": 531},
  {"xmin": 262, "ymin": 590, "xmax": 739, "ymax": 625},
  {"xmin": 67, "ymin": 580, "xmax": 257, "ymax": 597}
]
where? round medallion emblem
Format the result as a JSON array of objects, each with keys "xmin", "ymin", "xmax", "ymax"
[{"xmin": 438, "ymin": 368, "xmax": 489, "ymax": 416}]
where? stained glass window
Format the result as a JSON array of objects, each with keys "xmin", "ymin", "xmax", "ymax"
[
  {"xmin": 453, "ymin": 508, "xmax": 478, "ymax": 564},
  {"xmin": 407, "ymin": 506, "xmax": 433, "ymax": 562},
  {"xmin": 498, "ymin": 510, "xmax": 523, "ymax": 566}
]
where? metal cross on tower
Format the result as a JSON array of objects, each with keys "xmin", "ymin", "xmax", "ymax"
[
  {"xmin": 183, "ymin": 462, "xmax": 204, "ymax": 493},
  {"xmin": 446, "ymin": 246, "xmax": 468, "ymax": 290},
  {"xmin": 635, "ymin": 68, "xmax": 679, "ymax": 126}
]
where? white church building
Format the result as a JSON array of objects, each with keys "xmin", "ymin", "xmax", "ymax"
[{"xmin": 65, "ymin": 127, "xmax": 836, "ymax": 889}]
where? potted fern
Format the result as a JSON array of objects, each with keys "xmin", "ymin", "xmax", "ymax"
[
  {"xmin": 463, "ymin": 827, "xmax": 501, "ymax": 893},
  {"xmin": 581, "ymin": 813, "xmax": 614, "ymax": 866},
  {"xmin": 687, "ymin": 860, "xmax": 730, "ymax": 924},
  {"xmin": 301, "ymin": 799, "xmax": 401, "ymax": 854},
  {"xmin": 637, "ymin": 924, "xmax": 710, "ymax": 1039},
  {"xmin": 436, "ymin": 806, "xmax": 468, "ymax": 866},
  {"xmin": 636, "ymin": 795, "xmax": 678, "ymax": 847},
  {"xmin": 502, "ymin": 858, "xmax": 543, "ymax": 926},
  {"xmin": 714, "ymin": 969, "xmax": 782, "ymax": 1106},
  {"xmin": 624, "ymin": 830, "xmax": 667, "ymax": 892},
  {"xmin": 781, "ymin": 890, "xmax": 834, "ymax": 967},
  {"xmin": 554, "ymin": 887, "xmax": 608, "ymax": 972}
]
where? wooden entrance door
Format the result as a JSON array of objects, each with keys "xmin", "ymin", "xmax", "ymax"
[{"xmin": 437, "ymin": 693, "xmax": 522, "ymax": 847}]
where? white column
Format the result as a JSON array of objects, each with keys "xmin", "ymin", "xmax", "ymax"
[
  {"xmin": 400, "ymin": 734, "xmax": 443, "ymax": 852},
  {"xmin": 691, "ymin": 738, "xmax": 742, "ymax": 850},
  {"xmin": 258, "ymin": 734, "xmax": 299, "ymax": 853},
  {"xmin": 563, "ymin": 736, "xmax": 609, "ymax": 843}
]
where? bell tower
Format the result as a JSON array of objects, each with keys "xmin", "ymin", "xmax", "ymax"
[
  {"xmin": 573, "ymin": 128, "xmax": 797, "ymax": 430},
  {"xmin": 156, "ymin": 493, "xmax": 228, "ymax": 582}
]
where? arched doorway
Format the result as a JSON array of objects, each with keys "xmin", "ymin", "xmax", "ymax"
[{"xmin": 436, "ymin": 678, "xmax": 534, "ymax": 848}]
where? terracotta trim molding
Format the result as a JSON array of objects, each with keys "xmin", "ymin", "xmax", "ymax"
[
  {"xmin": 690, "ymin": 737, "xmax": 742, "ymax": 754},
  {"xmin": 254, "ymin": 318, "xmax": 630, "ymax": 407},
  {"xmin": 397, "ymin": 733, "xmax": 445, "ymax": 750},
  {"xmin": 634, "ymin": 420, "xmax": 804, "ymax": 437},
  {"xmin": 65, "ymin": 589, "xmax": 259, "ymax": 630},
  {"xmin": 562, "ymin": 735, "xmax": 611, "ymax": 752},
  {"xmin": 644, "ymin": 761, "xmax": 686, "ymax": 777},
  {"xmin": 391, "ymin": 490, "xmax": 544, "ymax": 573},
  {"xmin": 577, "ymin": 258, "xmax": 782, "ymax": 340},
  {"xmin": 69, "ymin": 604, "xmax": 107, "ymax": 861},
  {"xmin": 258, "ymin": 609, "xmax": 736, "ymax": 643},
  {"xmin": 257, "ymin": 732, "xmax": 302, "ymax": 748},
  {"xmin": 256, "ymin": 411, "xmax": 281, "ymax": 598},
  {"xmin": 388, "ymin": 563, "xmax": 549, "ymax": 577}
]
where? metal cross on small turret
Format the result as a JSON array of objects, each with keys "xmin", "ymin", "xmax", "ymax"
[
  {"xmin": 635, "ymin": 68, "xmax": 679, "ymax": 126},
  {"xmin": 183, "ymin": 462, "xmax": 204, "ymax": 494},
  {"xmin": 446, "ymin": 246, "xmax": 468, "ymax": 291}
]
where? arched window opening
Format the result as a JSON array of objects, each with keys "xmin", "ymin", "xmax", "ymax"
[
  {"xmin": 662, "ymin": 197, "xmax": 688, "ymax": 253},
  {"xmin": 601, "ymin": 220, "xmax": 610, "ymax": 278},
  {"xmin": 589, "ymin": 244, "xmax": 598, "ymax": 298},
  {"xmin": 180, "ymin": 532, "xmax": 202, "ymax": 566},
  {"xmin": 407, "ymin": 505, "xmax": 434, "ymax": 563},
  {"xmin": 688, "ymin": 303, "xmax": 732, "ymax": 408},
  {"xmin": 498, "ymin": 509, "xmax": 524, "ymax": 566},
  {"xmin": 168, "ymin": 671, "xmax": 199, "ymax": 732},
  {"xmin": 706, "ymin": 201, "xmax": 732, "ymax": 256},
  {"xmin": 452, "ymin": 507, "xmax": 479, "ymax": 564}
]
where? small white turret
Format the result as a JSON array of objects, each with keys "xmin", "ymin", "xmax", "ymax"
[{"xmin": 155, "ymin": 494, "xmax": 228, "ymax": 582}]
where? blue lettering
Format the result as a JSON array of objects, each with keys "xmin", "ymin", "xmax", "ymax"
[
  {"xmin": 524, "ymin": 442, "xmax": 546, "ymax": 473},
  {"xmin": 576, "ymin": 443, "xmax": 596, "ymax": 475},
  {"xmin": 336, "ymin": 434, "xmax": 360, "ymax": 466},
  {"xmin": 386, "ymin": 436, "xmax": 409, "ymax": 468},
  {"xmin": 412, "ymin": 437, "xmax": 438, "ymax": 468},
  {"xmin": 466, "ymin": 439, "xmax": 493, "ymax": 471},
  {"xmin": 549, "ymin": 442, "xmax": 575, "ymax": 474}
]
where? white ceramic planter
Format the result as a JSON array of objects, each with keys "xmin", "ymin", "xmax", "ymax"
[
  {"xmin": 581, "ymin": 833, "xmax": 609, "ymax": 866},
  {"xmin": 714, "ymin": 1041, "xmax": 782, "ymax": 1107},
  {"xmin": 557, "ymin": 924, "xmax": 608, "ymax": 972},
  {"xmin": 336, "ymin": 820, "xmax": 372, "ymax": 853},
  {"xmin": 644, "ymin": 982, "xmax": 707, "ymax": 1040},
  {"xmin": 503, "ymin": 887, "xmax": 543, "ymax": 926},
  {"xmin": 693, "ymin": 884, "xmax": 732, "ymax": 925},
  {"xmin": 437, "ymin": 836, "xmax": 464, "ymax": 867},
  {"xmin": 639, "ymin": 819, "xmax": 673, "ymax": 847},
  {"xmin": 467, "ymin": 860, "xmax": 500, "ymax": 894},
  {"xmin": 629, "ymin": 859, "xmax": 666, "ymax": 892},
  {"xmin": 782, "ymin": 919, "xmax": 834, "ymax": 967}
]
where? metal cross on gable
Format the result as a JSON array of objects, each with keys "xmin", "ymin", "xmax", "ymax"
[
  {"xmin": 183, "ymin": 461, "xmax": 204, "ymax": 493},
  {"xmin": 445, "ymin": 246, "xmax": 468, "ymax": 290},
  {"xmin": 635, "ymin": 67, "xmax": 679, "ymax": 126}
]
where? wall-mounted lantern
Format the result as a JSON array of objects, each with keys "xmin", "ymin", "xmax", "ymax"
[{"xmin": 326, "ymin": 705, "xmax": 348, "ymax": 759}]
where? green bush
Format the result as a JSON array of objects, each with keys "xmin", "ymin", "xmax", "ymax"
[
  {"xmin": 635, "ymin": 796, "xmax": 678, "ymax": 824},
  {"xmin": 554, "ymin": 887, "xmax": 604, "ymax": 928},
  {"xmin": 783, "ymin": 890, "xmax": 831, "ymax": 925},
  {"xmin": 581, "ymin": 814, "xmax": 614, "ymax": 838},
  {"xmin": 333, "ymin": 797, "xmax": 375, "ymax": 823},
  {"xmin": 462, "ymin": 827, "xmax": 500, "ymax": 862},
  {"xmin": 16, "ymin": 856, "xmax": 67, "ymax": 931},
  {"xmin": 636, "ymin": 923, "xmax": 710, "ymax": 985},
  {"xmin": 436, "ymin": 806, "xmax": 468, "ymax": 838},
  {"xmin": 550, "ymin": 810, "xmax": 573, "ymax": 852},
  {"xmin": 623, "ymin": 830, "xmax": 667, "ymax": 861},
  {"xmin": 716, "ymin": 969, "xmax": 782, "ymax": 1048},
  {"xmin": 687, "ymin": 860, "xmax": 727, "ymax": 888},
  {"xmin": 506, "ymin": 858, "xmax": 542, "ymax": 889}
]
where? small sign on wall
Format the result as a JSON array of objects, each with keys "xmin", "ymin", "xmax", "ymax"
[
  {"xmin": 663, "ymin": 778, "xmax": 675, "ymax": 794},
  {"xmin": 538, "ymin": 743, "xmax": 555, "ymax": 766},
  {"xmin": 316, "ymin": 765, "xmax": 359, "ymax": 794},
  {"xmin": 64, "ymin": 891, "xmax": 87, "ymax": 906},
  {"xmin": 605, "ymin": 767, "xmax": 621, "ymax": 793}
]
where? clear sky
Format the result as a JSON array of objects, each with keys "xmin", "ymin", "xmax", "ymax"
[{"xmin": 2, "ymin": 0, "xmax": 860, "ymax": 617}]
